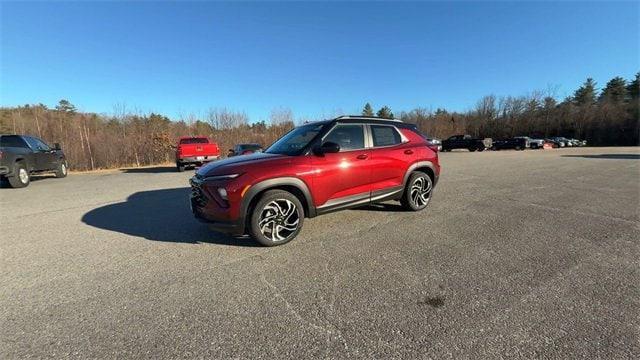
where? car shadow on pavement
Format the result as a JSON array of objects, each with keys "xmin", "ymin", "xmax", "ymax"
[
  {"xmin": 81, "ymin": 187, "xmax": 259, "ymax": 246},
  {"xmin": 561, "ymin": 154, "xmax": 640, "ymax": 160},
  {"xmin": 119, "ymin": 166, "xmax": 181, "ymax": 173}
]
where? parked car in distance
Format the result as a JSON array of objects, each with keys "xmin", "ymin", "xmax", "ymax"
[
  {"xmin": 491, "ymin": 137, "xmax": 528, "ymax": 151},
  {"xmin": 175, "ymin": 136, "xmax": 220, "ymax": 172},
  {"xmin": 568, "ymin": 138, "xmax": 583, "ymax": 147},
  {"xmin": 425, "ymin": 138, "xmax": 442, "ymax": 152},
  {"xmin": 190, "ymin": 116, "xmax": 440, "ymax": 246},
  {"xmin": 515, "ymin": 136, "xmax": 544, "ymax": 149},
  {"xmin": 441, "ymin": 135, "xmax": 490, "ymax": 152},
  {"xmin": 547, "ymin": 137, "xmax": 567, "ymax": 147},
  {"xmin": 228, "ymin": 143, "xmax": 263, "ymax": 157},
  {"xmin": 0, "ymin": 134, "xmax": 68, "ymax": 188}
]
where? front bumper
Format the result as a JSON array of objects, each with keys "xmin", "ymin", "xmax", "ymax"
[
  {"xmin": 0, "ymin": 166, "xmax": 10, "ymax": 176},
  {"xmin": 189, "ymin": 176, "xmax": 245, "ymax": 235}
]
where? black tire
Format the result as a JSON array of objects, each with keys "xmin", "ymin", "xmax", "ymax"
[
  {"xmin": 248, "ymin": 190, "xmax": 304, "ymax": 246},
  {"xmin": 8, "ymin": 162, "xmax": 29, "ymax": 188},
  {"xmin": 468, "ymin": 148, "xmax": 476, "ymax": 152},
  {"xmin": 477, "ymin": 146, "xmax": 485, "ymax": 152},
  {"xmin": 401, "ymin": 172, "xmax": 433, "ymax": 211},
  {"xmin": 54, "ymin": 160, "xmax": 68, "ymax": 178},
  {"xmin": 176, "ymin": 162, "xmax": 186, "ymax": 172}
]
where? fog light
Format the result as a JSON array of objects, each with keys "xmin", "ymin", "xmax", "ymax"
[{"xmin": 217, "ymin": 188, "xmax": 228, "ymax": 200}]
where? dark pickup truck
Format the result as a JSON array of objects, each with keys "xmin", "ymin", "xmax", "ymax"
[
  {"xmin": 491, "ymin": 137, "xmax": 528, "ymax": 151},
  {"xmin": 0, "ymin": 135, "xmax": 68, "ymax": 188},
  {"xmin": 441, "ymin": 135, "xmax": 491, "ymax": 152}
]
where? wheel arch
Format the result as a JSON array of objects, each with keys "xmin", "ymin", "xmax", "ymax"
[
  {"xmin": 403, "ymin": 161, "xmax": 437, "ymax": 188},
  {"xmin": 241, "ymin": 177, "xmax": 316, "ymax": 223}
]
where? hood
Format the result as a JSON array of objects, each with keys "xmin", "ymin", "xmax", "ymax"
[{"xmin": 196, "ymin": 152, "xmax": 286, "ymax": 177}]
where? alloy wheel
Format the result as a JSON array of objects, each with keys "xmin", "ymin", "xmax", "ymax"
[
  {"xmin": 258, "ymin": 199, "xmax": 300, "ymax": 242},
  {"xmin": 19, "ymin": 168, "xmax": 29, "ymax": 184},
  {"xmin": 410, "ymin": 176, "xmax": 432, "ymax": 207}
]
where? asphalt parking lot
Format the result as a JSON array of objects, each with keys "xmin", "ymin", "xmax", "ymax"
[{"xmin": 1, "ymin": 147, "xmax": 639, "ymax": 358}]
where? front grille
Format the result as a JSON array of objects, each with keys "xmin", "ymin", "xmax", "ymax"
[{"xmin": 190, "ymin": 178, "xmax": 208, "ymax": 207}]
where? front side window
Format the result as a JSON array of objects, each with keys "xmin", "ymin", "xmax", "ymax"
[
  {"xmin": 33, "ymin": 138, "xmax": 51, "ymax": 151},
  {"xmin": 323, "ymin": 124, "xmax": 365, "ymax": 151},
  {"xmin": 23, "ymin": 137, "xmax": 42, "ymax": 150},
  {"xmin": 371, "ymin": 125, "xmax": 402, "ymax": 147}
]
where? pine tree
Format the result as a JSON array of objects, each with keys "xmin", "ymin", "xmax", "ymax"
[
  {"xmin": 362, "ymin": 103, "xmax": 374, "ymax": 116},
  {"xmin": 55, "ymin": 99, "xmax": 77, "ymax": 113},
  {"xmin": 572, "ymin": 78, "xmax": 597, "ymax": 106},
  {"xmin": 376, "ymin": 106, "xmax": 394, "ymax": 119},
  {"xmin": 599, "ymin": 77, "xmax": 627, "ymax": 103},
  {"xmin": 627, "ymin": 72, "xmax": 639, "ymax": 100}
]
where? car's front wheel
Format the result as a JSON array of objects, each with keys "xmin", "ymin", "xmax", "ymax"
[
  {"xmin": 55, "ymin": 160, "xmax": 68, "ymax": 178},
  {"xmin": 249, "ymin": 190, "xmax": 304, "ymax": 246},
  {"xmin": 401, "ymin": 172, "xmax": 433, "ymax": 211}
]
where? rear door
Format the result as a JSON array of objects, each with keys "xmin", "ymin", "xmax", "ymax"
[
  {"xmin": 368, "ymin": 124, "xmax": 413, "ymax": 197},
  {"xmin": 311, "ymin": 123, "xmax": 371, "ymax": 208}
]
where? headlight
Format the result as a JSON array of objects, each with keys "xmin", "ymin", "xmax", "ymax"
[
  {"xmin": 217, "ymin": 188, "xmax": 228, "ymax": 200},
  {"xmin": 203, "ymin": 173, "xmax": 241, "ymax": 181}
]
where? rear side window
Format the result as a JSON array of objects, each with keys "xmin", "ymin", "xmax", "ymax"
[
  {"xmin": 0, "ymin": 135, "xmax": 28, "ymax": 148},
  {"xmin": 180, "ymin": 138, "xmax": 209, "ymax": 144},
  {"xmin": 324, "ymin": 124, "xmax": 365, "ymax": 151},
  {"xmin": 371, "ymin": 125, "xmax": 402, "ymax": 147}
]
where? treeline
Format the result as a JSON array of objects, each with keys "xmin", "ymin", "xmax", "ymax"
[
  {"xmin": 0, "ymin": 73, "xmax": 637, "ymax": 171},
  {"xmin": 0, "ymin": 105, "xmax": 295, "ymax": 170},
  {"xmin": 398, "ymin": 74, "xmax": 639, "ymax": 145}
]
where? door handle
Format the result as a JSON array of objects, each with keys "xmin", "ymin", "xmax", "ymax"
[
  {"xmin": 404, "ymin": 149, "xmax": 414, "ymax": 155},
  {"xmin": 356, "ymin": 154, "xmax": 368, "ymax": 160}
]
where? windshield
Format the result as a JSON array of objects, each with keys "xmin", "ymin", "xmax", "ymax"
[{"xmin": 265, "ymin": 123, "xmax": 325, "ymax": 155}]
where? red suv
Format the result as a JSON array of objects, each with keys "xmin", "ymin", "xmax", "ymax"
[{"xmin": 190, "ymin": 116, "xmax": 440, "ymax": 246}]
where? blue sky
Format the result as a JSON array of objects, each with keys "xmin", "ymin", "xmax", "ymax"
[{"xmin": 1, "ymin": 1, "xmax": 638, "ymax": 122}]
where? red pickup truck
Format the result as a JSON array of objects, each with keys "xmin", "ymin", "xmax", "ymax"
[{"xmin": 175, "ymin": 136, "xmax": 220, "ymax": 172}]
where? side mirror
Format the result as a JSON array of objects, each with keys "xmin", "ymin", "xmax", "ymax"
[
  {"xmin": 313, "ymin": 141, "xmax": 340, "ymax": 155},
  {"xmin": 53, "ymin": 143, "xmax": 61, "ymax": 151}
]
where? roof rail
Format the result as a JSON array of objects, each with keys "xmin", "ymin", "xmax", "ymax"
[{"xmin": 335, "ymin": 115, "xmax": 403, "ymax": 122}]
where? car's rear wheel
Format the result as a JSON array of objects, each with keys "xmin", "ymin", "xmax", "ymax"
[
  {"xmin": 249, "ymin": 190, "xmax": 304, "ymax": 246},
  {"xmin": 401, "ymin": 172, "xmax": 433, "ymax": 211},
  {"xmin": 176, "ymin": 162, "xmax": 185, "ymax": 172},
  {"xmin": 8, "ymin": 162, "xmax": 29, "ymax": 188},
  {"xmin": 468, "ymin": 147, "xmax": 476, "ymax": 152},
  {"xmin": 55, "ymin": 160, "xmax": 68, "ymax": 178}
]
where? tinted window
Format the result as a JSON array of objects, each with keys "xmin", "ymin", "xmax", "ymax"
[
  {"xmin": 23, "ymin": 137, "xmax": 41, "ymax": 150},
  {"xmin": 180, "ymin": 138, "xmax": 209, "ymax": 144},
  {"xmin": 239, "ymin": 144, "xmax": 262, "ymax": 151},
  {"xmin": 32, "ymin": 138, "xmax": 51, "ymax": 151},
  {"xmin": 0, "ymin": 135, "xmax": 28, "ymax": 148},
  {"xmin": 324, "ymin": 124, "xmax": 365, "ymax": 151},
  {"xmin": 371, "ymin": 125, "xmax": 402, "ymax": 147}
]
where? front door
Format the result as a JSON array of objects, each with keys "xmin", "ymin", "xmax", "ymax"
[{"xmin": 311, "ymin": 124, "xmax": 371, "ymax": 211}]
